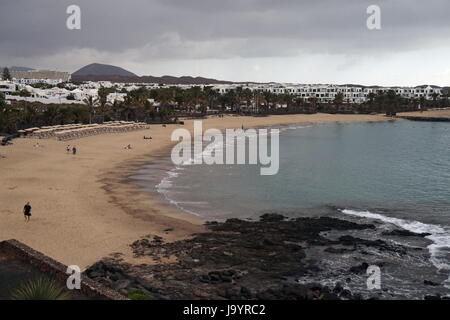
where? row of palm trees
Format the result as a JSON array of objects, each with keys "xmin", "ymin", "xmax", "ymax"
[
  {"xmin": 2, "ymin": 87, "xmax": 449, "ymax": 134},
  {"xmin": 0, "ymin": 93, "xmax": 172, "ymax": 134}
]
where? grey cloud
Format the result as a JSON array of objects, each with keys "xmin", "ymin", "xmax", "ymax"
[{"xmin": 1, "ymin": 0, "xmax": 450, "ymax": 74}]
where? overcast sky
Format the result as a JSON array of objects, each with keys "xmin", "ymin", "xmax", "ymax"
[{"xmin": 1, "ymin": 0, "xmax": 450, "ymax": 86}]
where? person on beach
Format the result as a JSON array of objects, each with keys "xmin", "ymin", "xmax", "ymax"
[
  {"xmin": 72, "ymin": 146, "xmax": 77, "ymax": 155},
  {"xmin": 66, "ymin": 145, "xmax": 71, "ymax": 153},
  {"xmin": 23, "ymin": 202, "xmax": 32, "ymax": 222}
]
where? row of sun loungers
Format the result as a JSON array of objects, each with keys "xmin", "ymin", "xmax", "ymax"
[{"xmin": 18, "ymin": 122, "xmax": 151, "ymax": 141}]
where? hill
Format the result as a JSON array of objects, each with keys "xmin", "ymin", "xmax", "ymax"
[
  {"xmin": 71, "ymin": 70, "xmax": 234, "ymax": 85},
  {"xmin": 1, "ymin": 66, "xmax": 34, "ymax": 72},
  {"xmin": 72, "ymin": 63, "xmax": 138, "ymax": 77}
]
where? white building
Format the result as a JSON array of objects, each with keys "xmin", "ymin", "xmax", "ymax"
[
  {"xmin": 211, "ymin": 84, "xmax": 446, "ymax": 104},
  {"xmin": 0, "ymin": 81, "xmax": 16, "ymax": 95}
]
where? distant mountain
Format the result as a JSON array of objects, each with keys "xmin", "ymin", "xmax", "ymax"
[
  {"xmin": 71, "ymin": 63, "xmax": 262, "ymax": 85},
  {"xmin": 1, "ymin": 66, "xmax": 34, "ymax": 72},
  {"xmin": 71, "ymin": 74, "xmax": 234, "ymax": 85},
  {"xmin": 72, "ymin": 63, "xmax": 138, "ymax": 78},
  {"xmin": 140, "ymin": 75, "xmax": 234, "ymax": 85},
  {"xmin": 71, "ymin": 74, "xmax": 235, "ymax": 85}
]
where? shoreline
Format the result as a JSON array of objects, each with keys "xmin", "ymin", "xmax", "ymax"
[
  {"xmin": 0, "ymin": 113, "xmax": 393, "ymax": 269},
  {"xmin": 121, "ymin": 115, "xmax": 396, "ymax": 222}
]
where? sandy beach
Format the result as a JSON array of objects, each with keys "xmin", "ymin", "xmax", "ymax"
[
  {"xmin": 0, "ymin": 113, "xmax": 390, "ymax": 269},
  {"xmin": 398, "ymin": 109, "xmax": 450, "ymax": 118}
]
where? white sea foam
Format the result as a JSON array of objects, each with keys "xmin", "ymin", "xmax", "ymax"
[{"xmin": 340, "ymin": 209, "xmax": 450, "ymax": 287}]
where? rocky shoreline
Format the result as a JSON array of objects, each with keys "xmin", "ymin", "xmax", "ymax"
[{"xmin": 85, "ymin": 214, "xmax": 450, "ymax": 300}]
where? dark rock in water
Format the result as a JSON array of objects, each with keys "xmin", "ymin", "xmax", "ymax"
[
  {"xmin": 240, "ymin": 286, "xmax": 253, "ymax": 299},
  {"xmin": 325, "ymin": 247, "xmax": 352, "ymax": 254},
  {"xmin": 337, "ymin": 235, "xmax": 407, "ymax": 254},
  {"xmin": 88, "ymin": 271, "xmax": 104, "ymax": 278},
  {"xmin": 153, "ymin": 236, "xmax": 164, "ymax": 243},
  {"xmin": 382, "ymin": 229, "xmax": 431, "ymax": 237},
  {"xmin": 84, "ymin": 214, "xmax": 426, "ymax": 300},
  {"xmin": 352, "ymin": 294, "xmax": 363, "ymax": 300},
  {"xmin": 423, "ymin": 280, "xmax": 439, "ymax": 286},
  {"xmin": 255, "ymin": 284, "xmax": 324, "ymax": 300},
  {"xmin": 333, "ymin": 282, "xmax": 344, "ymax": 294},
  {"xmin": 340, "ymin": 289, "xmax": 353, "ymax": 299},
  {"xmin": 113, "ymin": 279, "xmax": 132, "ymax": 291},
  {"xmin": 349, "ymin": 262, "xmax": 369, "ymax": 274},
  {"xmin": 424, "ymin": 294, "xmax": 441, "ymax": 300},
  {"xmin": 260, "ymin": 213, "xmax": 286, "ymax": 222},
  {"xmin": 199, "ymin": 270, "xmax": 239, "ymax": 284}
]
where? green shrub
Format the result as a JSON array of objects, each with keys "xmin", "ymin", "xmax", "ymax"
[
  {"xmin": 127, "ymin": 289, "xmax": 154, "ymax": 300},
  {"xmin": 11, "ymin": 277, "xmax": 72, "ymax": 300}
]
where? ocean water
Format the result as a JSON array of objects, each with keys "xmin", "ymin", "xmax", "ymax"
[{"xmin": 131, "ymin": 120, "xmax": 450, "ymax": 295}]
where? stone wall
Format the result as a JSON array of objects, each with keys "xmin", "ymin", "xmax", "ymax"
[{"xmin": 0, "ymin": 239, "xmax": 126, "ymax": 300}]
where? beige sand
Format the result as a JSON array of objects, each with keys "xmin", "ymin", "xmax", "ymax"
[
  {"xmin": 398, "ymin": 109, "xmax": 450, "ymax": 118},
  {"xmin": 0, "ymin": 113, "xmax": 388, "ymax": 269}
]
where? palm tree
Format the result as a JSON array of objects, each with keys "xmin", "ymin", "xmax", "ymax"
[
  {"xmin": 333, "ymin": 92, "xmax": 344, "ymax": 113},
  {"xmin": 385, "ymin": 90, "xmax": 400, "ymax": 116},
  {"xmin": 224, "ymin": 89, "xmax": 238, "ymax": 112},
  {"xmin": 143, "ymin": 100, "xmax": 155, "ymax": 123},
  {"xmin": 122, "ymin": 94, "xmax": 135, "ymax": 121},
  {"xmin": 42, "ymin": 105, "xmax": 60, "ymax": 125},
  {"xmin": 254, "ymin": 90, "xmax": 266, "ymax": 114},
  {"xmin": 0, "ymin": 96, "xmax": 20, "ymax": 133},
  {"xmin": 442, "ymin": 89, "xmax": 450, "ymax": 108},
  {"xmin": 366, "ymin": 92, "xmax": 376, "ymax": 112},
  {"xmin": 307, "ymin": 96, "xmax": 318, "ymax": 111},
  {"xmin": 431, "ymin": 92, "xmax": 439, "ymax": 108},
  {"xmin": 174, "ymin": 87, "xmax": 186, "ymax": 111},
  {"xmin": 185, "ymin": 86, "xmax": 206, "ymax": 113},
  {"xmin": 97, "ymin": 87, "xmax": 115, "ymax": 122},
  {"xmin": 262, "ymin": 91, "xmax": 274, "ymax": 112},
  {"xmin": 83, "ymin": 96, "xmax": 99, "ymax": 124},
  {"xmin": 293, "ymin": 96, "xmax": 304, "ymax": 113},
  {"xmin": 2, "ymin": 67, "xmax": 11, "ymax": 81},
  {"xmin": 281, "ymin": 93, "xmax": 294, "ymax": 112},
  {"xmin": 419, "ymin": 96, "xmax": 426, "ymax": 111},
  {"xmin": 203, "ymin": 87, "xmax": 220, "ymax": 113},
  {"xmin": 241, "ymin": 88, "xmax": 253, "ymax": 112},
  {"xmin": 20, "ymin": 104, "xmax": 38, "ymax": 128},
  {"xmin": 11, "ymin": 277, "xmax": 71, "ymax": 300}
]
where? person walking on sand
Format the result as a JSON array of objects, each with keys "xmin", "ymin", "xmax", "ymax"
[
  {"xmin": 23, "ymin": 202, "xmax": 32, "ymax": 222},
  {"xmin": 66, "ymin": 145, "xmax": 71, "ymax": 153},
  {"xmin": 72, "ymin": 146, "xmax": 77, "ymax": 155}
]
